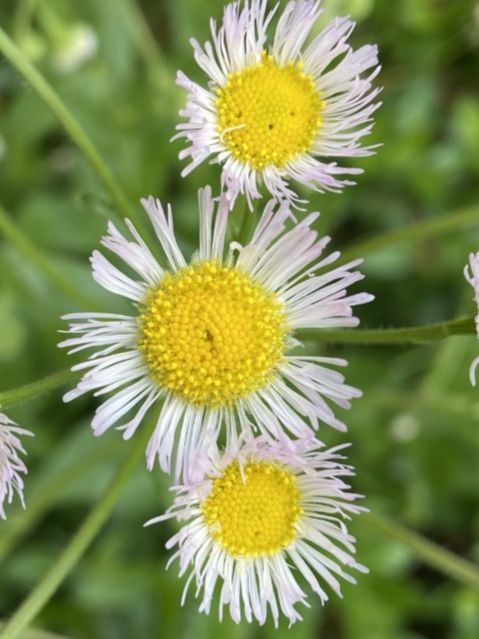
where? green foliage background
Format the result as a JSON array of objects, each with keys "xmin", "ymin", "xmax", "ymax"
[{"xmin": 1, "ymin": 0, "xmax": 479, "ymax": 637}]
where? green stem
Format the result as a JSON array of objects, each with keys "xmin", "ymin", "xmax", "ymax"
[
  {"xmin": 0, "ymin": 204, "xmax": 98, "ymax": 309},
  {"xmin": 0, "ymin": 439, "xmax": 115, "ymax": 564},
  {"xmin": 0, "ymin": 27, "xmax": 140, "ymax": 229},
  {"xmin": 298, "ymin": 316, "xmax": 475, "ymax": 345},
  {"xmin": 0, "ymin": 368, "xmax": 79, "ymax": 409},
  {"xmin": 340, "ymin": 205, "xmax": 479, "ymax": 264},
  {"xmin": 237, "ymin": 202, "xmax": 254, "ymax": 246},
  {"xmin": 0, "ymin": 624, "xmax": 70, "ymax": 639},
  {"xmin": 365, "ymin": 513, "xmax": 479, "ymax": 593},
  {"xmin": 0, "ymin": 427, "xmax": 150, "ymax": 639},
  {"xmin": 119, "ymin": 0, "xmax": 173, "ymax": 95}
]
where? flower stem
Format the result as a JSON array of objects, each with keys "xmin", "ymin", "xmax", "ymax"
[
  {"xmin": 0, "ymin": 439, "xmax": 115, "ymax": 564},
  {"xmin": 0, "ymin": 427, "xmax": 150, "ymax": 639},
  {"xmin": 119, "ymin": 0, "xmax": 173, "ymax": 96},
  {"xmin": 340, "ymin": 205, "xmax": 479, "ymax": 264},
  {"xmin": 0, "ymin": 369, "xmax": 79, "ymax": 409},
  {"xmin": 237, "ymin": 201, "xmax": 255, "ymax": 246},
  {"xmin": 0, "ymin": 623, "xmax": 70, "ymax": 639},
  {"xmin": 298, "ymin": 316, "xmax": 475, "ymax": 345},
  {"xmin": 0, "ymin": 204, "xmax": 99, "ymax": 310},
  {"xmin": 0, "ymin": 27, "xmax": 141, "ymax": 229},
  {"xmin": 365, "ymin": 513, "xmax": 479, "ymax": 592}
]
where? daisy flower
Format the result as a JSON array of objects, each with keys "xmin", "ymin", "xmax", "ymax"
[
  {"xmin": 464, "ymin": 252, "xmax": 479, "ymax": 385},
  {"xmin": 60, "ymin": 187, "xmax": 372, "ymax": 480},
  {"xmin": 146, "ymin": 435, "xmax": 367, "ymax": 625},
  {"xmin": 175, "ymin": 0, "xmax": 381, "ymax": 207},
  {"xmin": 0, "ymin": 412, "xmax": 34, "ymax": 520}
]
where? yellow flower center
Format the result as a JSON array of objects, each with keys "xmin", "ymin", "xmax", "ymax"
[
  {"xmin": 216, "ymin": 53, "xmax": 323, "ymax": 170},
  {"xmin": 138, "ymin": 260, "xmax": 287, "ymax": 407},
  {"xmin": 201, "ymin": 460, "xmax": 302, "ymax": 557}
]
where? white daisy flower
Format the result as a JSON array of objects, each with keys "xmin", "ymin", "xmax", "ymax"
[
  {"xmin": 175, "ymin": 0, "xmax": 381, "ymax": 207},
  {"xmin": 146, "ymin": 435, "xmax": 367, "ymax": 626},
  {"xmin": 0, "ymin": 412, "xmax": 34, "ymax": 520},
  {"xmin": 60, "ymin": 187, "xmax": 372, "ymax": 481},
  {"xmin": 464, "ymin": 252, "xmax": 479, "ymax": 385}
]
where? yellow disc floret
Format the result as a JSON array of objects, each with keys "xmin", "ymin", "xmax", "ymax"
[
  {"xmin": 216, "ymin": 52, "xmax": 323, "ymax": 170},
  {"xmin": 139, "ymin": 260, "xmax": 287, "ymax": 407},
  {"xmin": 201, "ymin": 460, "xmax": 302, "ymax": 557}
]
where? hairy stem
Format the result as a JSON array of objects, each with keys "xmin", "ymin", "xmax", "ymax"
[
  {"xmin": 299, "ymin": 316, "xmax": 475, "ymax": 345},
  {"xmin": 0, "ymin": 369, "xmax": 79, "ymax": 409}
]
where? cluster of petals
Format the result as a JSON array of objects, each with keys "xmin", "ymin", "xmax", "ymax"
[
  {"xmin": 58, "ymin": 179, "xmax": 373, "ymax": 622},
  {"xmin": 57, "ymin": 0, "xmax": 382, "ymax": 625},
  {"xmin": 0, "ymin": 412, "xmax": 33, "ymax": 520},
  {"xmin": 175, "ymin": 0, "xmax": 381, "ymax": 207},
  {"xmin": 60, "ymin": 187, "xmax": 372, "ymax": 484},
  {"xmin": 146, "ymin": 435, "xmax": 367, "ymax": 625},
  {"xmin": 9, "ymin": 0, "xmax": 479, "ymax": 627},
  {"xmin": 464, "ymin": 252, "xmax": 479, "ymax": 385}
]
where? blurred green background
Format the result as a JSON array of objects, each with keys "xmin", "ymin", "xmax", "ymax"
[{"xmin": 1, "ymin": 0, "xmax": 479, "ymax": 637}]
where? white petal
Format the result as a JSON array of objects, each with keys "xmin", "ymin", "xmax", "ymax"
[
  {"xmin": 0, "ymin": 413, "xmax": 34, "ymax": 519},
  {"xmin": 140, "ymin": 197, "xmax": 186, "ymax": 271}
]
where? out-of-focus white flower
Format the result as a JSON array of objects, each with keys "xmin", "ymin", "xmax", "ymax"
[
  {"xmin": 60, "ymin": 187, "xmax": 372, "ymax": 481},
  {"xmin": 0, "ymin": 412, "xmax": 34, "ymax": 520},
  {"xmin": 464, "ymin": 252, "xmax": 479, "ymax": 385},
  {"xmin": 390, "ymin": 413, "xmax": 420, "ymax": 442},
  {"xmin": 52, "ymin": 23, "xmax": 98, "ymax": 74},
  {"xmin": 146, "ymin": 435, "xmax": 367, "ymax": 625},
  {"xmin": 175, "ymin": 0, "xmax": 381, "ymax": 207}
]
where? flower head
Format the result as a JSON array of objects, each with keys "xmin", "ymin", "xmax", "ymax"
[
  {"xmin": 464, "ymin": 252, "xmax": 479, "ymax": 385},
  {"xmin": 146, "ymin": 436, "xmax": 367, "ymax": 625},
  {"xmin": 175, "ymin": 0, "xmax": 381, "ymax": 207},
  {"xmin": 0, "ymin": 412, "xmax": 33, "ymax": 520},
  {"xmin": 60, "ymin": 188, "xmax": 372, "ymax": 480}
]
